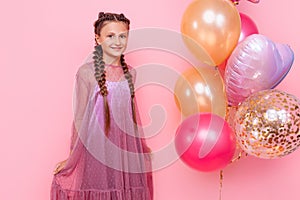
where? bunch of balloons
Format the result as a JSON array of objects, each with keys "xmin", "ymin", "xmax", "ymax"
[{"xmin": 174, "ymin": 0, "xmax": 299, "ymax": 172}]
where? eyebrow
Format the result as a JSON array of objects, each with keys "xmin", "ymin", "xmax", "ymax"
[{"xmin": 106, "ymin": 31, "xmax": 128, "ymax": 35}]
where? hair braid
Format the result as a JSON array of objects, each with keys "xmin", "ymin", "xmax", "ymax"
[
  {"xmin": 120, "ymin": 54, "xmax": 137, "ymax": 131},
  {"xmin": 93, "ymin": 45, "xmax": 110, "ymax": 136},
  {"xmin": 92, "ymin": 12, "xmax": 131, "ymax": 136}
]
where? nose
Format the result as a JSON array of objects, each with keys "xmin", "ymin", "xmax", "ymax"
[{"xmin": 114, "ymin": 36, "xmax": 121, "ymax": 45}]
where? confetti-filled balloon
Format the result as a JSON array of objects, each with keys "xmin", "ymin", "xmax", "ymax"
[{"xmin": 234, "ymin": 89, "xmax": 300, "ymax": 159}]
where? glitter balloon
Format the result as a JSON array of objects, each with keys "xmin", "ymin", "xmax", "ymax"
[{"xmin": 234, "ymin": 89, "xmax": 300, "ymax": 159}]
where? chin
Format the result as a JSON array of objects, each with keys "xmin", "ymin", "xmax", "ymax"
[{"xmin": 111, "ymin": 51, "xmax": 124, "ymax": 57}]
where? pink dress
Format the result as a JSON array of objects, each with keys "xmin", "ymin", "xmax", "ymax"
[{"xmin": 50, "ymin": 62, "xmax": 153, "ymax": 200}]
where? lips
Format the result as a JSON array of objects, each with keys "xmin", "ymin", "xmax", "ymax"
[{"xmin": 111, "ymin": 46, "xmax": 123, "ymax": 51}]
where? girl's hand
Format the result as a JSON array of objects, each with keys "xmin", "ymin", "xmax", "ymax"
[{"xmin": 53, "ymin": 159, "xmax": 68, "ymax": 175}]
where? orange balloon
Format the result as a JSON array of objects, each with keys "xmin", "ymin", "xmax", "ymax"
[
  {"xmin": 174, "ymin": 66, "xmax": 227, "ymax": 118},
  {"xmin": 181, "ymin": 0, "xmax": 241, "ymax": 66}
]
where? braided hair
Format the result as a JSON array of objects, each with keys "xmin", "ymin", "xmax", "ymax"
[{"xmin": 93, "ymin": 12, "xmax": 137, "ymax": 136}]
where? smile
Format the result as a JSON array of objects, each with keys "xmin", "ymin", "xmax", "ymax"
[{"xmin": 111, "ymin": 47, "xmax": 123, "ymax": 50}]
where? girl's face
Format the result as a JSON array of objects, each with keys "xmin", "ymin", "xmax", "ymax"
[{"xmin": 95, "ymin": 21, "xmax": 129, "ymax": 62}]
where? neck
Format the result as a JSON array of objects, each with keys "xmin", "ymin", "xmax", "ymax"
[{"xmin": 103, "ymin": 55, "xmax": 121, "ymax": 66}]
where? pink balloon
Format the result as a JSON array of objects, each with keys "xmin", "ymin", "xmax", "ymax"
[
  {"xmin": 175, "ymin": 113, "xmax": 236, "ymax": 172},
  {"xmin": 230, "ymin": 0, "xmax": 260, "ymax": 4},
  {"xmin": 247, "ymin": 0, "xmax": 260, "ymax": 3},
  {"xmin": 239, "ymin": 12, "xmax": 258, "ymax": 42},
  {"xmin": 217, "ymin": 12, "xmax": 258, "ymax": 76},
  {"xmin": 225, "ymin": 34, "xmax": 294, "ymax": 106}
]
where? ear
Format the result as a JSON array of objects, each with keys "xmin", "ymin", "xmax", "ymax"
[{"xmin": 95, "ymin": 34, "xmax": 101, "ymax": 45}]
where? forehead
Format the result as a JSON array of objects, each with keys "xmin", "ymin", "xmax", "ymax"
[{"xmin": 100, "ymin": 21, "xmax": 129, "ymax": 34}]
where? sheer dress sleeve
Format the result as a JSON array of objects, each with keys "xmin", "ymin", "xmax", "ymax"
[{"xmin": 70, "ymin": 65, "xmax": 91, "ymax": 154}]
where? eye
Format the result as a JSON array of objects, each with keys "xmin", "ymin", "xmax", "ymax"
[
  {"xmin": 107, "ymin": 34, "xmax": 114, "ymax": 38},
  {"xmin": 120, "ymin": 34, "xmax": 127, "ymax": 39}
]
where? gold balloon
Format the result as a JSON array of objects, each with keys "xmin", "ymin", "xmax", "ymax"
[
  {"xmin": 235, "ymin": 89, "xmax": 300, "ymax": 159},
  {"xmin": 181, "ymin": 0, "xmax": 241, "ymax": 66},
  {"xmin": 174, "ymin": 66, "xmax": 227, "ymax": 118}
]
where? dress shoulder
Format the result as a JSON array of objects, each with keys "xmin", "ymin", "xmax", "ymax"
[
  {"xmin": 76, "ymin": 63, "xmax": 93, "ymax": 77},
  {"xmin": 75, "ymin": 63, "xmax": 94, "ymax": 85},
  {"xmin": 128, "ymin": 65, "xmax": 136, "ymax": 84}
]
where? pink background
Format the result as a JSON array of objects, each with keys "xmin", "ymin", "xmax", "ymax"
[{"xmin": 1, "ymin": 0, "xmax": 299, "ymax": 199}]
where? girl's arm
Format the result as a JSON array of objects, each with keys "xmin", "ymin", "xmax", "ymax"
[{"xmin": 70, "ymin": 67, "xmax": 90, "ymax": 155}]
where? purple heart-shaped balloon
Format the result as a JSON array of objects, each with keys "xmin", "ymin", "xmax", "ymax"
[
  {"xmin": 272, "ymin": 43, "xmax": 294, "ymax": 88},
  {"xmin": 224, "ymin": 34, "xmax": 294, "ymax": 106}
]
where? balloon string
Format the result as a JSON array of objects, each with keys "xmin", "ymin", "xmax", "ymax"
[
  {"xmin": 219, "ymin": 170, "xmax": 223, "ymax": 200},
  {"xmin": 230, "ymin": 150, "xmax": 248, "ymax": 164},
  {"xmin": 218, "ymin": 151, "xmax": 248, "ymax": 200}
]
